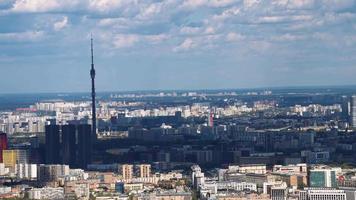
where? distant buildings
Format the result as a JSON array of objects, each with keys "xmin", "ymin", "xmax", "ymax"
[
  {"xmin": 351, "ymin": 95, "xmax": 356, "ymax": 129},
  {"xmin": 1, "ymin": 90, "xmax": 356, "ymax": 199}
]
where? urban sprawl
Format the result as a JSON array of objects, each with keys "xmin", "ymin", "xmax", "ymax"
[{"xmin": 0, "ymin": 90, "xmax": 355, "ymax": 200}]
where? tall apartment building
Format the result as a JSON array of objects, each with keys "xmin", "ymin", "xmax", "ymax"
[
  {"xmin": 122, "ymin": 164, "xmax": 133, "ymax": 180},
  {"xmin": 139, "ymin": 164, "xmax": 151, "ymax": 178},
  {"xmin": 15, "ymin": 163, "xmax": 37, "ymax": 180},
  {"xmin": 37, "ymin": 164, "xmax": 69, "ymax": 183},
  {"xmin": 2, "ymin": 149, "xmax": 28, "ymax": 170},
  {"xmin": 191, "ymin": 165, "xmax": 205, "ymax": 190}
]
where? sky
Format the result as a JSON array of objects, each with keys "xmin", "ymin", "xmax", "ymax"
[{"xmin": 0, "ymin": 0, "xmax": 356, "ymax": 93}]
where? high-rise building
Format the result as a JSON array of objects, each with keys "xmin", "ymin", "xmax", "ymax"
[
  {"xmin": 139, "ymin": 164, "xmax": 151, "ymax": 178},
  {"xmin": 77, "ymin": 124, "xmax": 91, "ymax": 169},
  {"xmin": 45, "ymin": 125, "xmax": 61, "ymax": 164},
  {"xmin": 3, "ymin": 149, "xmax": 28, "ymax": 170},
  {"xmin": 122, "ymin": 164, "xmax": 133, "ymax": 180},
  {"xmin": 309, "ymin": 168, "xmax": 337, "ymax": 188},
  {"xmin": 0, "ymin": 132, "xmax": 8, "ymax": 163},
  {"xmin": 341, "ymin": 96, "xmax": 350, "ymax": 120},
  {"xmin": 191, "ymin": 165, "xmax": 205, "ymax": 190},
  {"xmin": 45, "ymin": 124, "xmax": 92, "ymax": 168},
  {"xmin": 16, "ymin": 163, "xmax": 37, "ymax": 180},
  {"xmin": 61, "ymin": 125, "xmax": 76, "ymax": 167},
  {"xmin": 350, "ymin": 95, "xmax": 356, "ymax": 128},
  {"xmin": 37, "ymin": 164, "xmax": 69, "ymax": 183},
  {"xmin": 0, "ymin": 163, "xmax": 9, "ymax": 175},
  {"xmin": 208, "ymin": 112, "xmax": 214, "ymax": 127}
]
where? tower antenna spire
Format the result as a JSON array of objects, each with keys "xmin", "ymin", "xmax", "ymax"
[
  {"xmin": 90, "ymin": 34, "xmax": 97, "ymax": 142},
  {"xmin": 91, "ymin": 34, "xmax": 94, "ymax": 67}
]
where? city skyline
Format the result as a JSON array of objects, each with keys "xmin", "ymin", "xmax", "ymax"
[
  {"xmin": 1, "ymin": 0, "xmax": 356, "ymax": 93},
  {"xmin": 1, "ymin": 1, "xmax": 356, "ymax": 199}
]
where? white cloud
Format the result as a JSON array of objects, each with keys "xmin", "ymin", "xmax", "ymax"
[
  {"xmin": 88, "ymin": 0, "xmax": 135, "ymax": 13},
  {"xmin": 10, "ymin": 0, "xmax": 81, "ymax": 12},
  {"xmin": 181, "ymin": 0, "xmax": 206, "ymax": 9},
  {"xmin": 272, "ymin": 0, "xmax": 288, "ymax": 7},
  {"xmin": 98, "ymin": 18, "xmax": 122, "ymax": 26},
  {"xmin": 209, "ymin": 0, "xmax": 236, "ymax": 7},
  {"xmin": 11, "ymin": 0, "xmax": 61, "ymax": 12},
  {"xmin": 113, "ymin": 34, "xmax": 139, "ymax": 48},
  {"xmin": 204, "ymin": 27, "xmax": 215, "ymax": 34},
  {"xmin": 181, "ymin": 0, "xmax": 235, "ymax": 9},
  {"xmin": 2, "ymin": 0, "xmax": 356, "ymax": 56},
  {"xmin": 180, "ymin": 26, "xmax": 202, "ymax": 35},
  {"xmin": 257, "ymin": 15, "xmax": 312, "ymax": 23},
  {"xmin": 0, "ymin": 31, "xmax": 45, "ymax": 41},
  {"xmin": 243, "ymin": 0, "xmax": 260, "ymax": 8},
  {"xmin": 137, "ymin": 2, "xmax": 162, "ymax": 20},
  {"xmin": 287, "ymin": 0, "xmax": 316, "ymax": 9},
  {"xmin": 145, "ymin": 34, "xmax": 170, "ymax": 43},
  {"xmin": 9, "ymin": 0, "xmax": 137, "ymax": 13},
  {"xmin": 249, "ymin": 41, "xmax": 272, "ymax": 52},
  {"xmin": 53, "ymin": 16, "xmax": 68, "ymax": 31},
  {"xmin": 226, "ymin": 32, "xmax": 245, "ymax": 41},
  {"xmin": 272, "ymin": 33, "xmax": 305, "ymax": 41},
  {"xmin": 97, "ymin": 18, "xmax": 133, "ymax": 30},
  {"xmin": 212, "ymin": 6, "xmax": 240, "ymax": 21},
  {"xmin": 321, "ymin": 0, "xmax": 355, "ymax": 11},
  {"xmin": 173, "ymin": 38, "xmax": 196, "ymax": 52}
]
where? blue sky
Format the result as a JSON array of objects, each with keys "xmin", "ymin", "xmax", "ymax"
[{"xmin": 0, "ymin": 0, "xmax": 356, "ymax": 93}]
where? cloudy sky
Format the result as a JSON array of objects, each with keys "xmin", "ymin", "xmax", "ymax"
[{"xmin": 0, "ymin": 0, "xmax": 356, "ymax": 93}]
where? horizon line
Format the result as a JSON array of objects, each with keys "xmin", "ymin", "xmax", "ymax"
[{"xmin": 1, "ymin": 84, "xmax": 356, "ymax": 95}]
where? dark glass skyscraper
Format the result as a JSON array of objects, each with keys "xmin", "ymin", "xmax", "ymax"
[
  {"xmin": 61, "ymin": 124, "xmax": 76, "ymax": 167},
  {"xmin": 45, "ymin": 125, "xmax": 60, "ymax": 164},
  {"xmin": 77, "ymin": 124, "xmax": 92, "ymax": 169}
]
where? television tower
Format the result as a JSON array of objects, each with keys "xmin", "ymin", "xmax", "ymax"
[{"xmin": 90, "ymin": 36, "xmax": 97, "ymax": 141}]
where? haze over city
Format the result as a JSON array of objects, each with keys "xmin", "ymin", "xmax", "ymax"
[
  {"xmin": 1, "ymin": 1, "xmax": 356, "ymax": 200},
  {"xmin": 1, "ymin": 0, "xmax": 356, "ymax": 93}
]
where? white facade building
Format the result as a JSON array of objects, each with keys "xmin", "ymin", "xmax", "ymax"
[
  {"xmin": 16, "ymin": 163, "xmax": 37, "ymax": 180},
  {"xmin": 28, "ymin": 187, "xmax": 64, "ymax": 200},
  {"xmin": 299, "ymin": 188, "xmax": 347, "ymax": 200}
]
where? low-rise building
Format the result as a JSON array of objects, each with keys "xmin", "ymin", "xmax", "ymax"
[{"xmin": 299, "ymin": 188, "xmax": 347, "ymax": 200}]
